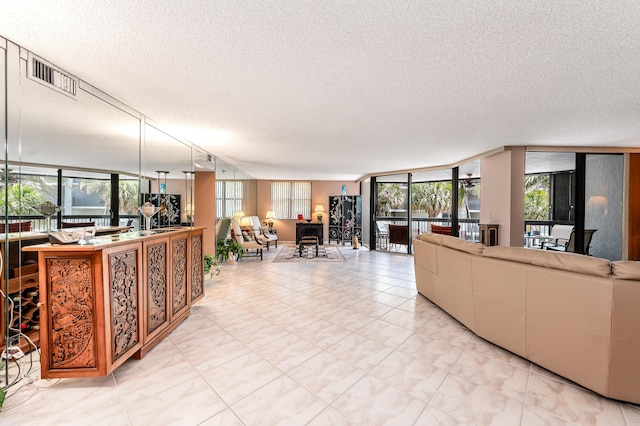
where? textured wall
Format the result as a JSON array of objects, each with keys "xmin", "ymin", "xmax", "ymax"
[{"xmin": 585, "ymin": 154, "xmax": 623, "ymax": 261}]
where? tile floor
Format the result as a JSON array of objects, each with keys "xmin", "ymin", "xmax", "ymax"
[{"xmin": 2, "ymin": 244, "xmax": 639, "ymax": 425}]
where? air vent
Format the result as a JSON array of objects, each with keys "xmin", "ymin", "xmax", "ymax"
[{"xmin": 27, "ymin": 53, "xmax": 78, "ymax": 99}]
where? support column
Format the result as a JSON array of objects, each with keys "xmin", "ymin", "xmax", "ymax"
[{"xmin": 480, "ymin": 147, "xmax": 525, "ymax": 247}]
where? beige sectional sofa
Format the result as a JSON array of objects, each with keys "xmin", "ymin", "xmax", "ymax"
[{"xmin": 413, "ymin": 232, "xmax": 640, "ymax": 404}]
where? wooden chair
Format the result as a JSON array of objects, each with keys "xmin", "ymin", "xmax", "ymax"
[
  {"xmin": 430, "ymin": 224, "xmax": 452, "ymax": 235},
  {"xmin": 61, "ymin": 221, "xmax": 95, "ymax": 228},
  {"xmin": 0, "ymin": 221, "xmax": 32, "ymax": 233},
  {"xmin": 388, "ymin": 224, "xmax": 409, "ymax": 250}
]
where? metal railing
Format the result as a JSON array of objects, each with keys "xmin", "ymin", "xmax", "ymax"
[
  {"xmin": 376, "ymin": 217, "xmax": 481, "ymax": 242},
  {"xmin": 375, "ymin": 218, "xmax": 572, "ymax": 249},
  {"xmin": 2, "ymin": 214, "xmax": 140, "ymax": 232}
]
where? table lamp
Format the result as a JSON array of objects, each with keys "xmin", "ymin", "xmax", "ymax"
[
  {"xmin": 239, "ymin": 216, "xmax": 252, "ymax": 229},
  {"xmin": 314, "ymin": 204, "xmax": 325, "ymax": 223},
  {"xmin": 265, "ymin": 210, "xmax": 275, "ymax": 228}
]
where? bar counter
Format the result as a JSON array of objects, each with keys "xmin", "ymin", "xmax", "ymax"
[{"xmin": 23, "ymin": 227, "xmax": 205, "ymax": 378}]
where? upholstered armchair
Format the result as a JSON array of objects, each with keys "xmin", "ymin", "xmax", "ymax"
[
  {"xmin": 248, "ymin": 215, "xmax": 278, "ymax": 249},
  {"xmin": 230, "ymin": 218, "xmax": 263, "ymax": 260}
]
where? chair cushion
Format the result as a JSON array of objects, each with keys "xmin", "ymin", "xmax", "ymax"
[{"xmin": 241, "ymin": 231, "xmax": 251, "ymax": 241}]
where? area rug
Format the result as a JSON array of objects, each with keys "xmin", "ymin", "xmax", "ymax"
[{"xmin": 273, "ymin": 245, "xmax": 346, "ymax": 263}]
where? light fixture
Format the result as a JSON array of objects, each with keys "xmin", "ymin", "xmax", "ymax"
[
  {"xmin": 234, "ymin": 210, "xmax": 245, "ymax": 219},
  {"xmin": 314, "ymin": 204, "xmax": 325, "ymax": 223},
  {"xmin": 183, "ymin": 171, "xmax": 194, "ymax": 225},
  {"xmin": 265, "ymin": 210, "xmax": 275, "ymax": 228},
  {"xmin": 156, "ymin": 170, "xmax": 169, "ymax": 194},
  {"xmin": 239, "ymin": 216, "xmax": 252, "ymax": 228}
]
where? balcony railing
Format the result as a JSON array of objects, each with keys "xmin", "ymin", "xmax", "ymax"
[
  {"xmin": 2, "ymin": 214, "xmax": 140, "ymax": 232},
  {"xmin": 376, "ymin": 218, "xmax": 572, "ymax": 249},
  {"xmin": 376, "ymin": 217, "xmax": 481, "ymax": 242}
]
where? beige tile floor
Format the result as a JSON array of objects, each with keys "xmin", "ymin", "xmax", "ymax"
[{"xmin": 2, "ymin": 244, "xmax": 639, "ymax": 425}]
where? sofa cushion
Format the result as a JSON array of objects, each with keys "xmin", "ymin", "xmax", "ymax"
[
  {"xmin": 441, "ymin": 235, "xmax": 484, "ymax": 255},
  {"xmin": 484, "ymin": 246, "xmax": 610, "ymax": 277},
  {"xmin": 415, "ymin": 232, "xmax": 444, "ymax": 245},
  {"xmin": 611, "ymin": 261, "xmax": 640, "ymax": 280},
  {"xmin": 483, "ymin": 246, "xmax": 535, "ymax": 265}
]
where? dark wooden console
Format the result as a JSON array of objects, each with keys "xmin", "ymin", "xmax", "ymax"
[{"xmin": 295, "ymin": 222, "xmax": 323, "ymax": 245}]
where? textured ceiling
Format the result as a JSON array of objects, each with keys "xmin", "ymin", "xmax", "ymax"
[{"xmin": 2, "ymin": 1, "xmax": 640, "ymax": 180}]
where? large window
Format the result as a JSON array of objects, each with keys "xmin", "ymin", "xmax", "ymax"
[
  {"xmin": 524, "ymin": 173, "xmax": 550, "ymax": 220},
  {"xmin": 272, "ymin": 181, "xmax": 311, "ymax": 219},
  {"xmin": 216, "ymin": 180, "xmax": 243, "ymax": 218}
]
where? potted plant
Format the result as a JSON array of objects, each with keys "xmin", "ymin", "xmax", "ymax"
[
  {"xmin": 216, "ymin": 238, "xmax": 244, "ymax": 262},
  {"xmin": 203, "ymin": 254, "xmax": 220, "ymax": 278}
]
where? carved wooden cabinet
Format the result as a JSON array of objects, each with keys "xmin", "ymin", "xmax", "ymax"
[{"xmin": 24, "ymin": 227, "xmax": 205, "ymax": 378}]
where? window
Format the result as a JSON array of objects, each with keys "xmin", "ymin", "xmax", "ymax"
[
  {"xmin": 216, "ymin": 180, "xmax": 243, "ymax": 219},
  {"xmin": 272, "ymin": 181, "xmax": 311, "ymax": 219}
]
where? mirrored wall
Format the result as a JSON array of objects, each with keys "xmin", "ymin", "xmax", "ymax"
[{"xmin": 0, "ymin": 38, "xmax": 219, "ymax": 389}]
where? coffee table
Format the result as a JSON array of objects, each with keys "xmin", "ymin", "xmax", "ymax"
[{"xmin": 298, "ymin": 236, "xmax": 319, "ymax": 257}]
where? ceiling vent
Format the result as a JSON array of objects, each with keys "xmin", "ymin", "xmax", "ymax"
[{"xmin": 27, "ymin": 53, "xmax": 78, "ymax": 99}]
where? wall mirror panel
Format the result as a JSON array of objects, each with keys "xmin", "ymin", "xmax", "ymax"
[
  {"xmin": 142, "ymin": 123, "xmax": 193, "ymax": 227},
  {"xmin": 13, "ymin": 57, "xmax": 141, "ymax": 175},
  {"xmin": 2, "ymin": 41, "xmax": 146, "ymax": 387},
  {"xmin": 214, "ymin": 159, "xmax": 252, "ymax": 220}
]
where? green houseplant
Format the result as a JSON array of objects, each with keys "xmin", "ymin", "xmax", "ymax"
[
  {"xmin": 203, "ymin": 254, "xmax": 220, "ymax": 278},
  {"xmin": 216, "ymin": 238, "xmax": 244, "ymax": 262}
]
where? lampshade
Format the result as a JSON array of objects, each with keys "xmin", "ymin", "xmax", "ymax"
[
  {"xmin": 265, "ymin": 210, "xmax": 275, "ymax": 228},
  {"xmin": 234, "ymin": 210, "xmax": 245, "ymax": 218},
  {"xmin": 239, "ymin": 216, "xmax": 252, "ymax": 227},
  {"xmin": 314, "ymin": 204, "xmax": 325, "ymax": 223}
]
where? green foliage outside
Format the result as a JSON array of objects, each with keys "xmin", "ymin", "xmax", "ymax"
[
  {"xmin": 378, "ymin": 173, "xmax": 549, "ymax": 221},
  {"xmin": 524, "ymin": 174, "xmax": 550, "ymax": 220},
  {"xmin": 0, "ymin": 183, "xmax": 48, "ymax": 215},
  {"xmin": 79, "ymin": 179, "xmax": 140, "ymax": 214},
  {"xmin": 0, "ymin": 176, "xmax": 140, "ymax": 217},
  {"xmin": 411, "ymin": 181, "xmax": 452, "ymax": 217},
  {"xmin": 377, "ymin": 181, "xmax": 457, "ymax": 218}
]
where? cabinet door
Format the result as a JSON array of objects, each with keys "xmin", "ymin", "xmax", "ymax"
[
  {"xmin": 190, "ymin": 231, "xmax": 204, "ymax": 304},
  {"xmin": 143, "ymin": 238, "xmax": 170, "ymax": 342},
  {"xmin": 41, "ymin": 251, "xmax": 105, "ymax": 377},
  {"xmin": 170, "ymin": 234, "xmax": 190, "ymax": 321},
  {"xmin": 105, "ymin": 243, "xmax": 144, "ymax": 368}
]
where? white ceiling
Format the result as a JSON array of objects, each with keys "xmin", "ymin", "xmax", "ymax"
[{"xmin": 2, "ymin": 1, "xmax": 640, "ymax": 181}]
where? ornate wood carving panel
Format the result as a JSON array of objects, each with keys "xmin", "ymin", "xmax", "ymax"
[
  {"xmin": 191, "ymin": 234, "xmax": 203, "ymax": 301},
  {"xmin": 172, "ymin": 238, "xmax": 187, "ymax": 314},
  {"xmin": 47, "ymin": 257, "xmax": 97, "ymax": 369},
  {"xmin": 109, "ymin": 249, "xmax": 139, "ymax": 361},
  {"xmin": 147, "ymin": 242, "xmax": 167, "ymax": 334}
]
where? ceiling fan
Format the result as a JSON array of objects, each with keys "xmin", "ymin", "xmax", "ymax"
[
  {"xmin": 0, "ymin": 168, "xmax": 20, "ymax": 186},
  {"xmin": 463, "ymin": 173, "xmax": 476, "ymax": 190}
]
